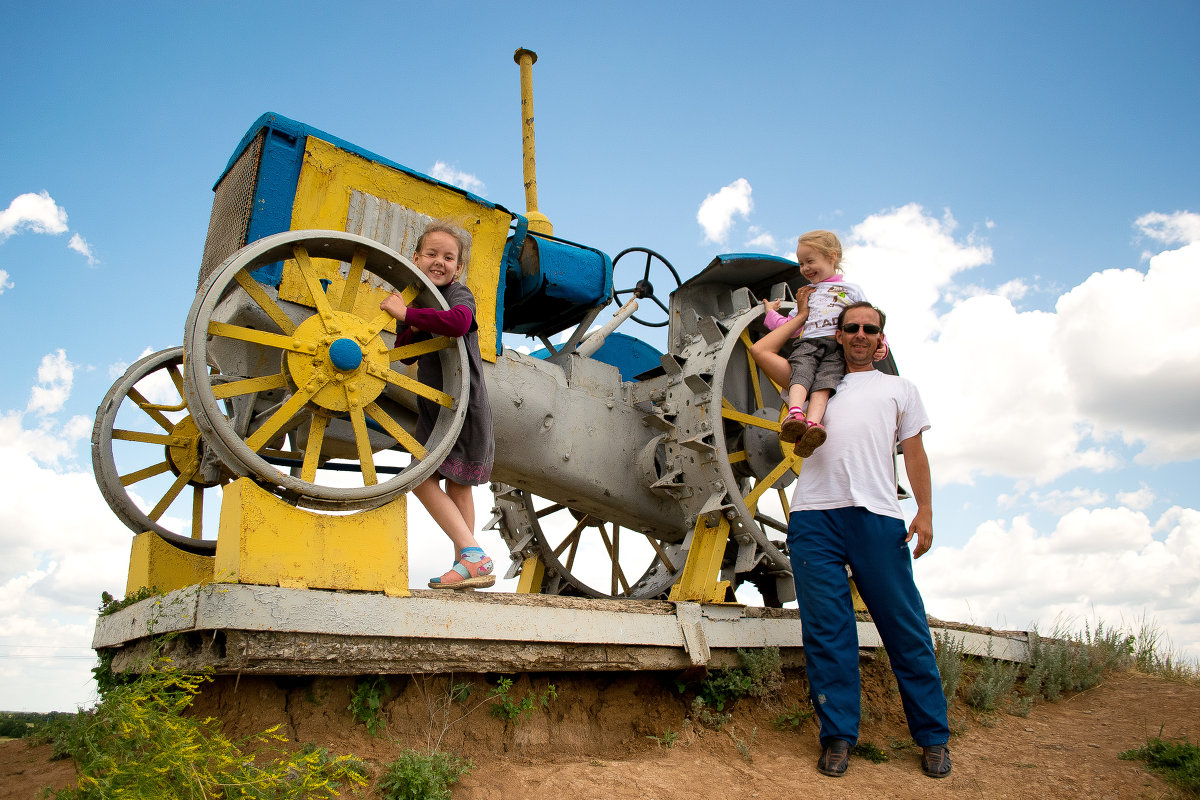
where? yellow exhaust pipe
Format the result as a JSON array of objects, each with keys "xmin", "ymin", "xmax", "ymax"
[{"xmin": 514, "ymin": 48, "xmax": 553, "ymax": 236}]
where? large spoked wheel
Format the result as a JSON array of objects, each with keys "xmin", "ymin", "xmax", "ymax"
[
  {"xmin": 183, "ymin": 230, "xmax": 469, "ymax": 511},
  {"xmin": 611, "ymin": 247, "xmax": 681, "ymax": 328},
  {"xmin": 91, "ymin": 347, "xmax": 226, "ymax": 555},
  {"xmin": 712, "ymin": 304, "xmax": 800, "ymax": 606},
  {"xmin": 493, "ymin": 484, "xmax": 685, "ymax": 600}
]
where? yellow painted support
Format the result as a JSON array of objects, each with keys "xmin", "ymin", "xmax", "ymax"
[
  {"xmin": 667, "ymin": 515, "xmax": 733, "ymax": 604},
  {"xmin": 516, "ymin": 554, "xmax": 545, "ymax": 594},
  {"xmin": 215, "ymin": 478, "xmax": 409, "ymax": 597},
  {"xmin": 849, "ymin": 577, "xmax": 867, "ymax": 613},
  {"xmin": 126, "ymin": 531, "xmax": 215, "ymax": 597}
]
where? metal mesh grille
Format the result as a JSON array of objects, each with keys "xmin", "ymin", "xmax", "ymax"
[{"xmin": 197, "ymin": 131, "xmax": 263, "ymax": 290}]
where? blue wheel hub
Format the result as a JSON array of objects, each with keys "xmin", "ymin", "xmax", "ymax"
[{"xmin": 328, "ymin": 337, "xmax": 363, "ymax": 371}]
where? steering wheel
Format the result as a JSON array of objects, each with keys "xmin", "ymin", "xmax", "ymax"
[{"xmin": 611, "ymin": 247, "xmax": 682, "ymax": 328}]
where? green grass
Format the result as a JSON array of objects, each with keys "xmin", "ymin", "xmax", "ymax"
[
  {"xmin": 1120, "ymin": 733, "xmax": 1200, "ymax": 798},
  {"xmin": 348, "ymin": 675, "xmax": 391, "ymax": 736},
  {"xmin": 378, "ymin": 749, "xmax": 473, "ymax": 800},
  {"xmin": 34, "ymin": 659, "xmax": 366, "ymax": 799}
]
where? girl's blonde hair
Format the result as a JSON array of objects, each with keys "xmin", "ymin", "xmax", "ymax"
[
  {"xmin": 797, "ymin": 229, "xmax": 844, "ymax": 272},
  {"xmin": 415, "ymin": 218, "xmax": 472, "ymax": 282}
]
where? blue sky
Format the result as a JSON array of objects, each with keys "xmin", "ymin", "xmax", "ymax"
[{"xmin": 2, "ymin": 1, "xmax": 1198, "ymax": 711}]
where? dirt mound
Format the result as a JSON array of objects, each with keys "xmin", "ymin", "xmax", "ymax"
[{"xmin": 5, "ymin": 659, "xmax": 1198, "ymax": 799}]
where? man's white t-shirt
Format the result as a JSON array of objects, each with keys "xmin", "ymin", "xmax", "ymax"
[{"xmin": 789, "ymin": 370, "xmax": 930, "ymax": 520}]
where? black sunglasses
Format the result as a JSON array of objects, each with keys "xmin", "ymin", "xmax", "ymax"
[{"xmin": 840, "ymin": 323, "xmax": 882, "ymax": 334}]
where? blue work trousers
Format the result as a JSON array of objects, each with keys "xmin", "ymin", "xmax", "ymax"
[{"xmin": 788, "ymin": 507, "xmax": 949, "ymax": 747}]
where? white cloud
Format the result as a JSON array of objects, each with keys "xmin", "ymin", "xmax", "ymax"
[
  {"xmin": 1116, "ymin": 486, "xmax": 1155, "ymax": 510},
  {"xmin": 27, "ymin": 349, "xmax": 77, "ymax": 417},
  {"xmin": 0, "ymin": 358, "xmax": 132, "ymax": 712},
  {"xmin": 697, "ymin": 178, "xmax": 753, "ymax": 244},
  {"xmin": 917, "ymin": 505, "xmax": 1200, "ymax": 662},
  {"xmin": 68, "ymin": 233, "xmax": 98, "ymax": 265},
  {"xmin": 844, "ymin": 203, "xmax": 993, "ymax": 350},
  {"xmin": 1000, "ymin": 486, "xmax": 1108, "ymax": 516},
  {"xmin": 1054, "ymin": 242, "xmax": 1200, "ymax": 464},
  {"xmin": 848, "ymin": 206, "xmax": 1200, "ymax": 484},
  {"xmin": 0, "ymin": 191, "xmax": 69, "ymax": 240},
  {"xmin": 744, "ymin": 226, "xmax": 777, "ymax": 252},
  {"xmin": 429, "ymin": 162, "xmax": 486, "ymax": 195},
  {"xmin": 1136, "ymin": 210, "xmax": 1200, "ymax": 247},
  {"xmin": 0, "ymin": 269, "xmax": 11, "ymax": 294}
]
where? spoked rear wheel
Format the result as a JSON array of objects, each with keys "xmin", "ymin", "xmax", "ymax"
[{"xmin": 91, "ymin": 347, "xmax": 225, "ymax": 554}]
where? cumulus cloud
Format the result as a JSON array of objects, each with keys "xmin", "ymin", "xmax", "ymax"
[
  {"xmin": 429, "ymin": 162, "xmax": 486, "ymax": 195},
  {"xmin": 28, "ymin": 349, "xmax": 76, "ymax": 417},
  {"xmin": 0, "ymin": 356, "xmax": 132, "ymax": 711},
  {"xmin": 0, "ymin": 269, "xmax": 11, "ymax": 294},
  {"xmin": 0, "ymin": 192, "xmax": 69, "ymax": 240},
  {"xmin": 697, "ymin": 178, "xmax": 753, "ymax": 244},
  {"xmin": 744, "ymin": 226, "xmax": 777, "ymax": 252},
  {"xmin": 852, "ymin": 205, "xmax": 1200, "ymax": 483},
  {"xmin": 843, "ymin": 203, "xmax": 993, "ymax": 349},
  {"xmin": 1054, "ymin": 242, "xmax": 1200, "ymax": 463},
  {"xmin": 1136, "ymin": 210, "xmax": 1200, "ymax": 247},
  {"xmin": 68, "ymin": 234, "xmax": 98, "ymax": 265},
  {"xmin": 916, "ymin": 505, "xmax": 1200, "ymax": 661}
]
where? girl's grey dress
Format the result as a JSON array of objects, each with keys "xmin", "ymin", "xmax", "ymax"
[{"xmin": 411, "ymin": 281, "xmax": 495, "ymax": 485}]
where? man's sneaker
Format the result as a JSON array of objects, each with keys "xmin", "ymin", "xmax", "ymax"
[
  {"xmin": 921, "ymin": 744, "xmax": 951, "ymax": 778},
  {"xmin": 817, "ymin": 738, "xmax": 851, "ymax": 777}
]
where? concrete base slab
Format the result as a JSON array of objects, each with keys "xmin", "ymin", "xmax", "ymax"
[{"xmin": 92, "ymin": 584, "xmax": 1031, "ymax": 676}]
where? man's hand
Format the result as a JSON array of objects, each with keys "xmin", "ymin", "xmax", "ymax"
[
  {"xmin": 795, "ymin": 284, "xmax": 815, "ymax": 317},
  {"xmin": 906, "ymin": 508, "xmax": 933, "ymax": 558},
  {"xmin": 901, "ymin": 432, "xmax": 933, "ymax": 558},
  {"xmin": 380, "ymin": 292, "xmax": 408, "ymax": 323}
]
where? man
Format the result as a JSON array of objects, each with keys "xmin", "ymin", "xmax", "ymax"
[{"xmin": 750, "ymin": 298, "xmax": 951, "ymax": 779}]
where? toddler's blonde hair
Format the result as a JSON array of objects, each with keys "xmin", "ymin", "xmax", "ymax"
[{"xmin": 797, "ymin": 230, "xmax": 844, "ymax": 272}]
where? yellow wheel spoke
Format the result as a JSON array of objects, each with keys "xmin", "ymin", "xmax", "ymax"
[
  {"xmin": 127, "ymin": 388, "xmax": 175, "ymax": 431},
  {"xmin": 365, "ymin": 309, "xmax": 400, "ymax": 338},
  {"xmin": 744, "ymin": 454, "xmax": 799, "ymax": 513},
  {"xmin": 292, "ymin": 245, "xmax": 336, "ymax": 321},
  {"xmin": 212, "ymin": 372, "xmax": 289, "ymax": 400},
  {"xmin": 388, "ymin": 336, "xmax": 453, "ymax": 362},
  {"xmin": 599, "ymin": 526, "xmax": 629, "ymax": 595},
  {"xmin": 400, "ymin": 283, "xmax": 420, "ymax": 304},
  {"xmin": 776, "ymin": 488, "xmax": 790, "ymax": 517},
  {"xmin": 721, "ymin": 402, "xmax": 779, "ymax": 431},
  {"xmin": 644, "ymin": 535, "xmax": 677, "ymax": 573},
  {"xmin": 740, "ymin": 331, "xmax": 766, "ymax": 410},
  {"xmin": 191, "ymin": 487, "xmax": 204, "ymax": 539},
  {"xmin": 364, "ymin": 402, "xmax": 427, "ymax": 460},
  {"xmin": 245, "ymin": 382, "xmax": 325, "ymax": 453},
  {"xmin": 300, "ymin": 415, "xmax": 329, "ymax": 482},
  {"xmin": 372, "ymin": 365, "xmax": 455, "ymax": 407},
  {"xmin": 338, "ymin": 246, "xmax": 367, "ymax": 313},
  {"xmin": 348, "ymin": 403, "xmax": 378, "ymax": 486},
  {"xmin": 536, "ymin": 503, "xmax": 567, "ymax": 518},
  {"xmin": 112, "ymin": 429, "xmax": 177, "ymax": 446},
  {"xmin": 119, "ymin": 460, "xmax": 173, "ymax": 487},
  {"xmin": 208, "ymin": 321, "xmax": 317, "ymax": 355},
  {"xmin": 168, "ymin": 364, "xmax": 186, "ymax": 401},
  {"xmin": 728, "ymin": 449, "xmax": 749, "ymax": 464},
  {"xmin": 235, "ymin": 269, "xmax": 296, "ymax": 335},
  {"xmin": 148, "ymin": 467, "xmax": 195, "ymax": 521}
]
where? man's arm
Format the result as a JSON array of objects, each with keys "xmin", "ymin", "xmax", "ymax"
[{"xmin": 900, "ymin": 432, "xmax": 933, "ymax": 558}]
